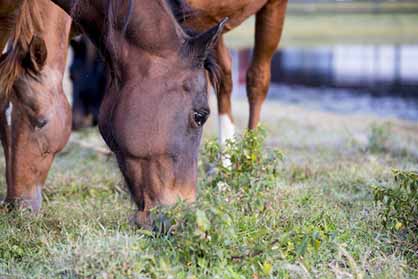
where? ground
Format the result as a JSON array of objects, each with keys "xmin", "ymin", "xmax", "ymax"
[{"xmin": 0, "ymin": 97, "xmax": 417, "ymax": 278}]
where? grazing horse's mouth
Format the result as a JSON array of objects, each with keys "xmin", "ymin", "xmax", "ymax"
[{"xmin": 3, "ymin": 184, "xmax": 43, "ymax": 213}]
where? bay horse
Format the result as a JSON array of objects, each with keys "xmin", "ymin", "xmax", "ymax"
[
  {"xmin": 48, "ymin": 0, "xmax": 227, "ymax": 227},
  {"xmin": 169, "ymin": 0, "xmax": 288, "ymax": 144},
  {"xmin": 0, "ymin": 0, "xmax": 72, "ymax": 211}
]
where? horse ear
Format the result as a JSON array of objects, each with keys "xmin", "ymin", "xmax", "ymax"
[
  {"xmin": 188, "ymin": 17, "xmax": 228, "ymax": 64},
  {"xmin": 23, "ymin": 36, "xmax": 47, "ymax": 73}
]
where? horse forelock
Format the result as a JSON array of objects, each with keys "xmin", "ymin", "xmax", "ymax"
[
  {"xmin": 181, "ymin": 28, "xmax": 222, "ymax": 94},
  {"xmin": 205, "ymin": 49, "xmax": 222, "ymax": 94},
  {"xmin": 165, "ymin": 1, "xmax": 222, "ymax": 93},
  {"xmin": 0, "ymin": 51, "xmax": 22, "ymax": 104},
  {"xmin": 0, "ymin": 0, "xmax": 44, "ymax": 103}
]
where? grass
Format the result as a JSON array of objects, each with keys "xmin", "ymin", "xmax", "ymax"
[
  {"xmin": 224, "ymin": 13, "xmax": 418, "ymax": 48},
  {"xmin": 0, "ymin": 98, "xmax": 417, "ymax": 278},
  {"xmin": 287, "ymin": 2, "xmax": 418, "ymax": 14}
]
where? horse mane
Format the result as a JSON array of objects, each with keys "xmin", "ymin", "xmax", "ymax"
[
  {"xmin": 0, "ymin": 0, "xmax": 44, "ymax": 103},
  {"xmin": 181, "ymin": 31, "xmax": 222, "ymax": 94},
  {"xmin": 162, "ymin": 0, "xmax": 222, "ymax": 93},
  {"xmin": 69, "ymin": 0, "xmax": 134, "ymax": 89},
  {"xmin": 166, "ymin": 0, "xmax": 197, "ymax": 24},
  {"xmin": 204, "ymin": 48, "xmax": 222, "ymax": 94}
]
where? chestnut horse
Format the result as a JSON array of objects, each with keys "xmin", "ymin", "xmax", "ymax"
[
  {"xmin": 169, "ymin": 0, "xmax": 288, "ymax": 144},
  {"xmin": 0, "ymin": 0, "xmax": 72, "ymax": 211},
  {"xmin": 49, "ymin": 0, "xmax": 227, "ymax": 227}
]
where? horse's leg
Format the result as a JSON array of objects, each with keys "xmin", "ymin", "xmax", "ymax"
[
  {"xmin": 247, "ymin": 0, "xmax": 287, "ymax": 129},
  {"xmin": 216, "ymin": 36, "xmax": 235, "ymax": 145}
]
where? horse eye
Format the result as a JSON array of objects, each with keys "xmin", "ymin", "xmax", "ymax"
[{"xmin": 192, "ymin": 110, "xmax": 209, "ymax": 128}]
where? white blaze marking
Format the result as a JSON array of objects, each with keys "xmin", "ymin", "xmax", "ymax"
[
  {"xmin": 2, "ymin": 41, "xmax": 13, "ymax": 128},
  {"xmin": 1, "ymin": 42, "xmax": 10, "ymax": 125},
  {"xmin": 218, "ymin": 114, "xmax": 235, "ymax": 145},
  {"xmin": 2, "ymin": 40, "xmax": 9, "ymax": 54},
  {"xmin": 5, "ymin": 103, "xmax": 12, "ymax": 126},
  {"xmin": 63, "ymin": 47, "xmax": 74, "ymax": 104}
]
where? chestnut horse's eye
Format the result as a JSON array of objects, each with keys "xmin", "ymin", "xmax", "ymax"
[{"xmin": 191, "ymin": 110, "xmax": 209, "ymax": 128}]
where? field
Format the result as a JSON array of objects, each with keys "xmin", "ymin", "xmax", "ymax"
[
  {"xmin": 1, "ymin": 5, "xmax": 418, "ymax": 278},
  {"xmin": 0, "ymin": 97, "xmax": 417, "ymax": 278},
  {"xmin": 225, "ymin": 13, "xmax": 418, "ymax": 48},
  {"xmin": 286, "ymin": 1, "xmax": 418, "ymax": 14}
]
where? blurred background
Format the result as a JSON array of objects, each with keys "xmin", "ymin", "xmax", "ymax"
[{"xmin": 223, "ymin": 0, "xmax": 418, "ymax": 121}]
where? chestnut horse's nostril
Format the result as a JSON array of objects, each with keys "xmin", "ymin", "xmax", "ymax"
[{"xmin": 3, "ymin": 185, "xmax": 43, "ymax": 213}]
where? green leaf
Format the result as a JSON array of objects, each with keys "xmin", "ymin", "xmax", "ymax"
[
  {"xmin": 296, "ymin": 236, "xmax": 309, "ymax": 257},
  {"xmin": 262, "ymin": 262, "xmax": 273, "ymax": 276},
  {"xmin": 196, "ymin": 209, "xmax": 211, "ymax": 232}
]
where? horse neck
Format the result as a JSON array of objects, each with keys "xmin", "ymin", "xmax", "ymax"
[
  {"xmin": 36, "ymin": 0, "xmax": 71, "ymax": 75},
  {"xmin": 103, "ymin": 0, "xmax": 187, "ymax": 84},
  {"xmin": 124, "ymin": 0, "xmax": 186, "ymax": 53},
  {"xmin": 0, "ymin": 1, "xmax": 22, "ymax": 51}
]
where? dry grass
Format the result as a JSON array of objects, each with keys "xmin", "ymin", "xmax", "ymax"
[{"xmin": 0, "ymin": 97, "xmax": 417, "ymax": 277}]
